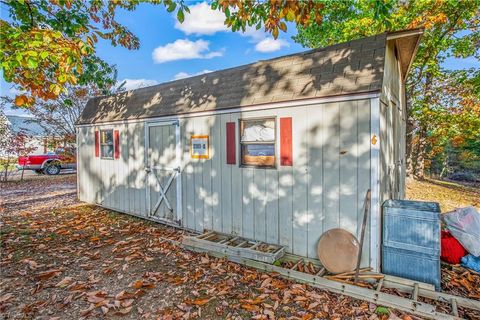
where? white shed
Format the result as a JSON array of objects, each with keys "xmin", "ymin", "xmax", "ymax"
[{"xmin": 76, "ymin": 29, "xmax": 422, "ymax": 271}]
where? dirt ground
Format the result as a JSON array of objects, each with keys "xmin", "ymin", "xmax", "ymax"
[
  {"xmin": 1, "ymin": 176, "xmax": 479, "ymax": 319},
  {"xmin": 0, "ymin": 174, "xmax": 413, "ymax": 320},
  {"xmin": 1, "ymin": 174, "xmax": 77, "ymax": 214}
]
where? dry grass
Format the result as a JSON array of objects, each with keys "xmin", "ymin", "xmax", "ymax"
[{"xmin": 406, "ymin": 178, "xmax": 480, "ymax": 212}]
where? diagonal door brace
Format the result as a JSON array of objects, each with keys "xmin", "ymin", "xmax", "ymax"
[{"xmin": 151, "ymin": 169, "xmax": 176, "ymax": 216}]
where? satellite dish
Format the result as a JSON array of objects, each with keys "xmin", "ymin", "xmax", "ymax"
[{"xmin": 317, "ymin": 228, "xmax": 360, "ymax": 274}]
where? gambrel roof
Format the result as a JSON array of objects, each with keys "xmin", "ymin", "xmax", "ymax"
[{"xmin": 78, "ymin": 30, "xmax": 421, "ymax": 125}]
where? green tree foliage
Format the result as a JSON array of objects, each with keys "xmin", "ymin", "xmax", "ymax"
[
  {"xmin": 293, "ymin": 0, "xmax": 480, "ymax": 179},
  {"xmin": 0, "ymin": 0, "xmax": 187, "ymax": 106},
  {"xmin": 425, "ymin": 69, "xmax": 480, "ymax": 180}
]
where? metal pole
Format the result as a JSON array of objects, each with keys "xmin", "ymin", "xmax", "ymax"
[{"xmin": 355, "ymin": 189, "xmax": 371, "ymax": 283}]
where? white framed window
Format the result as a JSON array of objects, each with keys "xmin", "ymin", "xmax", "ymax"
[
  {"xmin": 239, "ymin": 117, "xmax": 276, "ymax": 168},
  {"xmin": 100, "ymin": 129, "xmax": 114, "ymax": 159}
]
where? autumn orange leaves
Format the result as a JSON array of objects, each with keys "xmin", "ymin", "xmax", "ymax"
[{"xmin": 212, "ymin": 0, "xmax": 325, "ymax": 39}]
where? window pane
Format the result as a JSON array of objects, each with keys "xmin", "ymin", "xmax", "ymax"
[
  {"xmin": 239, "ymin": 118, "xmax": 277, "ymax": 167},
  {"xmin": 242, "ymin": 144, "xmax": 275, "ymax": 156},
  {"xmin": 241, "ymin": 143, "xmax": 275, "ymax": 167},
  {"xmin": 101, "ymin": 145, "xmax": 114, "ymax": 158},
  {"xmin": 241, "ymin": 119, "xmax": 275, "ymax": 142},
  {"xmin": 101, "ymin": 130, "xmax": 113, "ymax": 144}
]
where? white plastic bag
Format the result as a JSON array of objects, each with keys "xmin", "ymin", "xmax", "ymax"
[
  {"xmin": 242, "ymin": 125, "xmax": 275, "ymax": 142},
  {"xmin": 443, "ymin": 207, "xmax": 480, "ymax": 257}
]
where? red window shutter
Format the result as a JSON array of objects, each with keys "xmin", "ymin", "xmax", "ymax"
[
  {"xmin": 114, "ymin": 130, "xmax": 120, "ymax": 159},
  {"xmin": 94, "ymin": 131, "xmax": 100, "ymax": 157},
  {"xmin": 280, "ymin": 117, "xmax": 293, "ymax": 166},
  {"xmin": 226, "ymin": 122, "xmax": 236, "ymax": 165}
]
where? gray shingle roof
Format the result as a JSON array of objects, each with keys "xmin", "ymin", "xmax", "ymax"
[{"xmin": 78, "ymin": 33, "xmax": 387, "ymax": 124}]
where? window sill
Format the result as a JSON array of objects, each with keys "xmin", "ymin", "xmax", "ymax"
[{"xmin": 239, "ymin": 164, "xmax": 277, "ymax": 170}]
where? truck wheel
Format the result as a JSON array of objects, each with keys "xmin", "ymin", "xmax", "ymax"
[
  {"xmin": 44, "ymin": 163, "xmax": 61, "ymax": 175},
  {"xmin": 34, "ymin": 169, "xmax": 44, "ymax": 175}
]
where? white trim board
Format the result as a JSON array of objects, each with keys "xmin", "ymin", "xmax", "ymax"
[
  {"xmin": 76, "ymin": 92, "xmax": 380, "ymax": 128},
  {"xmin": 386, "ymin": 29, "xmax": 423, "ymax": 40},
  {"xmin": 369, "ymin": 97, "xmax": 381, "ymax": 272}
]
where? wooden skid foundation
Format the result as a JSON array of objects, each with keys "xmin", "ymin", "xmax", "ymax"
[{"xmin": 182, "ymin": 231, "xmax": 285, "ymax": 264}]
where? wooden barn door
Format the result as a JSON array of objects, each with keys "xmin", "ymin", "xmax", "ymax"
[{"xmin": 145, "ymin": 121, "xmax": 182, "ymax": 224}]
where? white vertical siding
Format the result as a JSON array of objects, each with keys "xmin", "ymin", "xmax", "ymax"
[
  {"xmin": 306, "ymin": 106, "xmax": 324, "ymax": 258},
  {"xmin": 380, "ymin": 40, "xmax": 405, "ymax": 202},
  {"xmin": 242, "ymin": 167, "xmax": 255, "ymax": 239},
  {"xmin": 265, "ymin": 169, "xmax": 279, "ymax": 244},
  {"xmin": 219, "ymin": 114, "xmax": 233, "ymax": 234},
  {"xmin": 77, "ymin": 98, "xmax": 372, "ymax": 263},
  {"xmin": 339, "ymin": 100, "xmax": 358, "ymax": 235},
  {"xmin": 183, "ymin": 119, "xmax": 195, "ymax": 229},
  {"xmin": 78, "ymin": 122, "xmax": 147, "ymax": 216},
  {"xmin": 202, "ymin": 117, "xmax": 214, "ymax": 231},
  {"xmin": 192, "ymin": 118, "xmax": 205, "ymax": 232},
  {"xmin": 322, "ymin": 102, "xmax": 341, "ymax": 233},
  {"xmin": 357, "ymin": 99, "xmax": 372, "ymax": 267},
  {"xmin": 210, "ymin": 115, "xmax": 222, "ymax": 232},
  {"xmin": 230, "ymin": 113, "xmax": 243, "ymax": 236},
  {"xmin": 291, "ymin": 106, "xmax": 309, "ymax": 257}
]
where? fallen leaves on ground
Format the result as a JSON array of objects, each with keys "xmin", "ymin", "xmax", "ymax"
[
  {"xmin": 1, "ymin": 175, "xmax": 403, "ymax": 319},
  {"xmin": 442, "ymin": 265, "xmax": 480, "ymax": 300},
  {"xmin": 2, "ymin": 174, "xmax": 474, "ymax": 319}
]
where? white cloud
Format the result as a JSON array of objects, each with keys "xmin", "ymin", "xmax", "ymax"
[
  {"xmin": 118, "ymin": 79, "xmax": 159, "ymax": 91},
  {"xmin": 171, "ymin": 3, "xmax": 291, "ymax": 54},
  {"xmin": 241, "ymin": 26, "xmax": 269, "ymax": 42},
  {"xmin": 254, "ymin": 38, "xmax": 289, "ymax": 53},
  {"xmin": 237, "ymin": 26, "xmax": 290, "ymax": 53},
  {"xmin": 173, "ymin": 70, "xmax": 213, "ymax": 80},
  {"xmin": 152, "ymin": 39, "xmax": 223, "ymax": 64},
  {"xmin": 175, "ymin": 2, "xmax": 228, "ymax": 35}
]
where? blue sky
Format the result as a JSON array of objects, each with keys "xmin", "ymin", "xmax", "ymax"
[
  {"xmin": 92, "ymin": 2, "xmax": 304, "ymax": 88},
  {"xmin": 1, "ymin": 2, "xmax": 478, "ymax": 116}
]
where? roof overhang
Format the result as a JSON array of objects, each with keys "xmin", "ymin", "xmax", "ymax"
[{"xmin": 387, "ymin": 29, "xmax": 424, "ymax": 81}]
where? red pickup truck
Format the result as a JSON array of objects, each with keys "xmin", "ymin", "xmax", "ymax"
[{"xmin": 17, "ymin": 148, "xmax": 76, "ymax": 175}]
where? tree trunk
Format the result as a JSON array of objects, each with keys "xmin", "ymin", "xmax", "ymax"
[
  {"xmin": 405, "ymin": 78, "xmax": 416, "ymax": 179},
  {"xmin": 414, "ymin": 127, "xmax": 427, "ymax": 180},
  {"xmin": 413, "ymin": 72, "xmax": 433, "ymax": 180},
  {"xmin": 405, "ymin": 116, "xmax": 415, "ymax": 178}
]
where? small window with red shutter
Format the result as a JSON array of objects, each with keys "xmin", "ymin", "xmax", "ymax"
[
  {"xmin": 239, "ymin": 117, "xmax": 276, "ymax": 168},
  {"xmin": 113, "ymin": 130, "xmax": 120, "ymax": 159},
  {"xmin": 99, "ymin": 129, "xmax": 115, "ymax": 159},
  {"xmin": 95, "ymin": 131, "xmax": 100, "ymax": 157}
]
